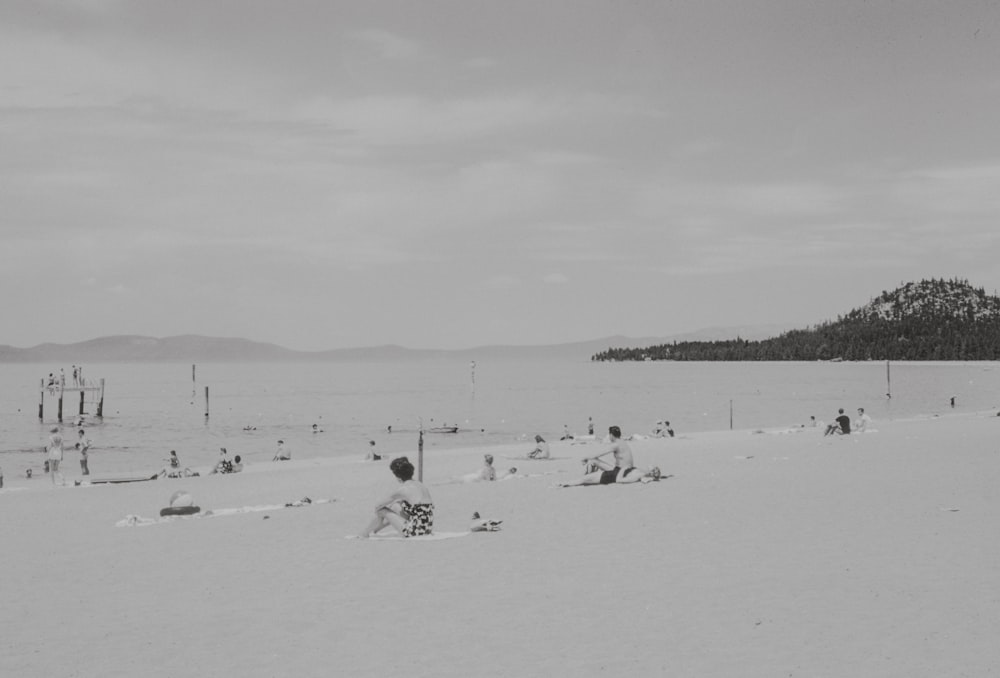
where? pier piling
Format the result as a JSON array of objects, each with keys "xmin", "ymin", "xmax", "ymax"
[{"xmin": 96, "ymin": 379, "xmax": 105, "ymax": 418}]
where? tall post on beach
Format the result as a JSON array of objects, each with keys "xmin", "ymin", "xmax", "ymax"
[
  {"xmin": 470, "ymin": 360, "xmax": 476, "ymax": 397},
  {"xmin": 729, "ymin": 399, "xmax": 734, "ymax": 430},
  {"xmin": 38, "ymin": 379, "xmax": 44, "ymax": 421},
  {"xmin": 204, "ymin": 386, "xmax": 210, "ymax": 419},
  {"xmin": 886, "ymin": 360, "xmax": 892, "ymax": 398},
  {"xmin": 96, "ymin": 379, "xmax": 105, "ymax": 417},
  {"xmin": 79, "ymin": 389, "xmax": 85, "ymax": 416},
  {"xmin": 57, "ymin": 385, "xmax": 64, "ymax": 423},
  {"xmin": 417, "ymin": 428, "xmax": 424, "ymax": 481},
  {"xmin": 192, "ymin": 364, "xmax": 196, "ymax": 396}
]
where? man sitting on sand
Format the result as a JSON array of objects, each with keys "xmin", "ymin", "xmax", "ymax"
[
  {"xmin": 559, "ymin": 426, "xmax": 660, "ymax": 486},
  {"xmin": 273, "ymin": 440, "xmax": 291, "ymax": 461},
  {"xmin": 527, "ymin": 435, "xmax": 550, "ymax": 459},
  {"xmin": 855, "ymin": 408, "xmax": 873, "ymax": 432},
  {"xmin": 824, "ymin": 409, "xmax": 852, "ymax": 436}
]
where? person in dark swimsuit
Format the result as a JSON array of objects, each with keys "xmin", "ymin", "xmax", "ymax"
[
  {"xmin": 359, "ymin": 457, "xmax": 434, "ymax": 538},
  {"xmin": 824, "ymin": 409, "xmax": 851, "ymax": 436},
  {"xmin": 559, "ymin": 426, "xmax": 657, "ymax": 487}
]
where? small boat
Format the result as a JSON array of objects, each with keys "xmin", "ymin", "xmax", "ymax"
[{"xmin": 427, "ymin": 426, "xmax": 459, "ymax": 434}]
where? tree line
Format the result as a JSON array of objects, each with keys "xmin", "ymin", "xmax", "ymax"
[{"xmin": 593, "ymin": 279, "xmax": 1000, "ymax": 362}]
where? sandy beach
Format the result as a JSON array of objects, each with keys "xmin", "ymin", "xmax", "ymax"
[{"xmin": 2, "ymin": 411, "xmax": 999, "ymax": 677}]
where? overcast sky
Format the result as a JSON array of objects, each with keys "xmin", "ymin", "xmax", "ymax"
[{"xmin": 2, "ymin": 1, "xmax": 998, "ymax": 351}]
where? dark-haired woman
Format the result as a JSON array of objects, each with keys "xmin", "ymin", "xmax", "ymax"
[{"xmin": 359, "ymin": 457, "xmax": 434, "ymax": 538}]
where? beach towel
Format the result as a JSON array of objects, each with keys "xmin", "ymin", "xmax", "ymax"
[
  {"xmin": 345, "ymin": 531, "xmax": 471, "ymax": 541},
  {"xmin": 115, "ymin": 498, "xmax": 334, "ymax": 527}
]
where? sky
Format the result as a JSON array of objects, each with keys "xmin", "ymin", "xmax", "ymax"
[{"xmin": 2, "ymin": 0, "xmax": 999, "ymax": 351}]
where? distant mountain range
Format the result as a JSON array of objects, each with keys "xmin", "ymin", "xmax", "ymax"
[
  {"xmin": 0, "ymin": 323, "xmax": 796, "ymax": 363},
  {"xmin": 593, "ymin": 278, "xmax": 1000, "ymax": 361}
]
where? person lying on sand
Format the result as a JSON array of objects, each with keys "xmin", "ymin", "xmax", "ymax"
[
  {"xmin": 498, "ymin": 467, "xmax": 522, "ymax": 480},
  {"xmin": 527, "ymin": 435, "xmax": 550, "ymax": 459},
  {"xmin": 359, "ymin": 457, "xmax": 434, "ymax": 538},
  {"xmin": 157, "ymin": 467, "xmax": 200, "ymax": 479}
]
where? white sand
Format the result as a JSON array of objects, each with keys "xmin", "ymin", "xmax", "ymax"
[{"xmin": 2, "ymin": 412, "xmax": 999, "ymax": 677}]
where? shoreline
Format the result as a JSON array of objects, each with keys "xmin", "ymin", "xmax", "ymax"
[{"xmin": 3, "ymin": 406, "xmax": 997, "ymax": 494}]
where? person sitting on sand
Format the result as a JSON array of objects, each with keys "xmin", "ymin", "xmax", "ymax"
[
  {"xmin": 478, "ymin": 454, "xmax": 497, "ymax": 481},
  {"xmin": 560, "ymin": 424, "xmax": 573, "ymax": 441},
  {"xmin": 211, "ymin": 447, "xmax": 234, "ymax": 474},
  {"xmin": 527, "ymin": 435, "xmax": 550, "ymax": 459},
  {"xmin": 558, "ymin": 425, "xmax": 658, "ymax": 487},
  {"xmin": 358, "ymin": 456, "xmax": 434, "ymax": 538},
  {"xmin": 364, "ymin": 440, "xmax": 382, "ymax": 461},
  {"xmin": 855, "ymin": 408, "xmax": 872, "ymax": 433},
  {"xmin": 824, "ymin": 409, "xmax": 851, "ymax": 436},
  {"xmin": 273, "ymin": 440, "xmax": 291, "ymax": 461},
  {"xmin": 651, "ymin": 420, "xmax": 675, "ymax": 438}
]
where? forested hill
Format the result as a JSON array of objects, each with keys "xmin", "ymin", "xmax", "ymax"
[{"xmin": 592, "ymin": 279, "xmax": 1000, "ymax": 362}]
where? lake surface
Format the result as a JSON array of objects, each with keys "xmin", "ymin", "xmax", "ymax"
[{"xmin": 2, "ymin": 360, "xmax": 998, "ymax": 477}]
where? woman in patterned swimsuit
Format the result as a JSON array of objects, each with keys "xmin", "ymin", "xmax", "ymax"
[{"xmin": 359, "ymin": 456, "xmax": 434, "ymax": 538}]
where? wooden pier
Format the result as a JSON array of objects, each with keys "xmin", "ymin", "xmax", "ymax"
[{"xmin": 38, "ymin": 378, "xmax": 105, "ymax": 422}]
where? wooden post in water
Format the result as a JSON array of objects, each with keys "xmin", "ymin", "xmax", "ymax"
[
  {"xmin": 38, "ymin": 379, "xmax": 44, "ymax": 421},
  {"xmin": 886, "ymin": 360, "xmax": 892, "ymax": 399},
  {"xmin": 204, "ymin": 386, "xmax": 210, "ymax": 418},
  {"xmin": 96, "ymin": 379, "xmax": 105, "ymax": 417},
  {"xmin": 729, "ymin": 399, "xmax": 734, "ymax": 430},
  {"xmin": 417, "ymin": 429, "xmax": 424, "ymax": 481}
]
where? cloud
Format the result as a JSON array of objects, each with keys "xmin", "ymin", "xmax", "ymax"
[{"xmin": 543, "ymin": 273, "xmax": 569, "ymax": 285}]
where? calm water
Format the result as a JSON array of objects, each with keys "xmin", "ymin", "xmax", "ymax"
[{"xmin": 2, "ymin": 360, "xmax": 998, "ymax": 477}]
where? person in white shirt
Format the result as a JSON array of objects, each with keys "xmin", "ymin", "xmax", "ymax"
[{"xmin": 855, "ymin": 408, "xmax": 873, "ymax": 433}]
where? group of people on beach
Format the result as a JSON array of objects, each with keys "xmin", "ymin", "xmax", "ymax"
[
  {"xmin": 355, "ymin": 422, "xmax": 662, "ymax": 538},
  {"xmin": 42, "ymin": 427, "xmax": 92, "ymax": 484},
  {"xmin": 821, "ymin": 407, "xmax": 873, "ymax": 436}
]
